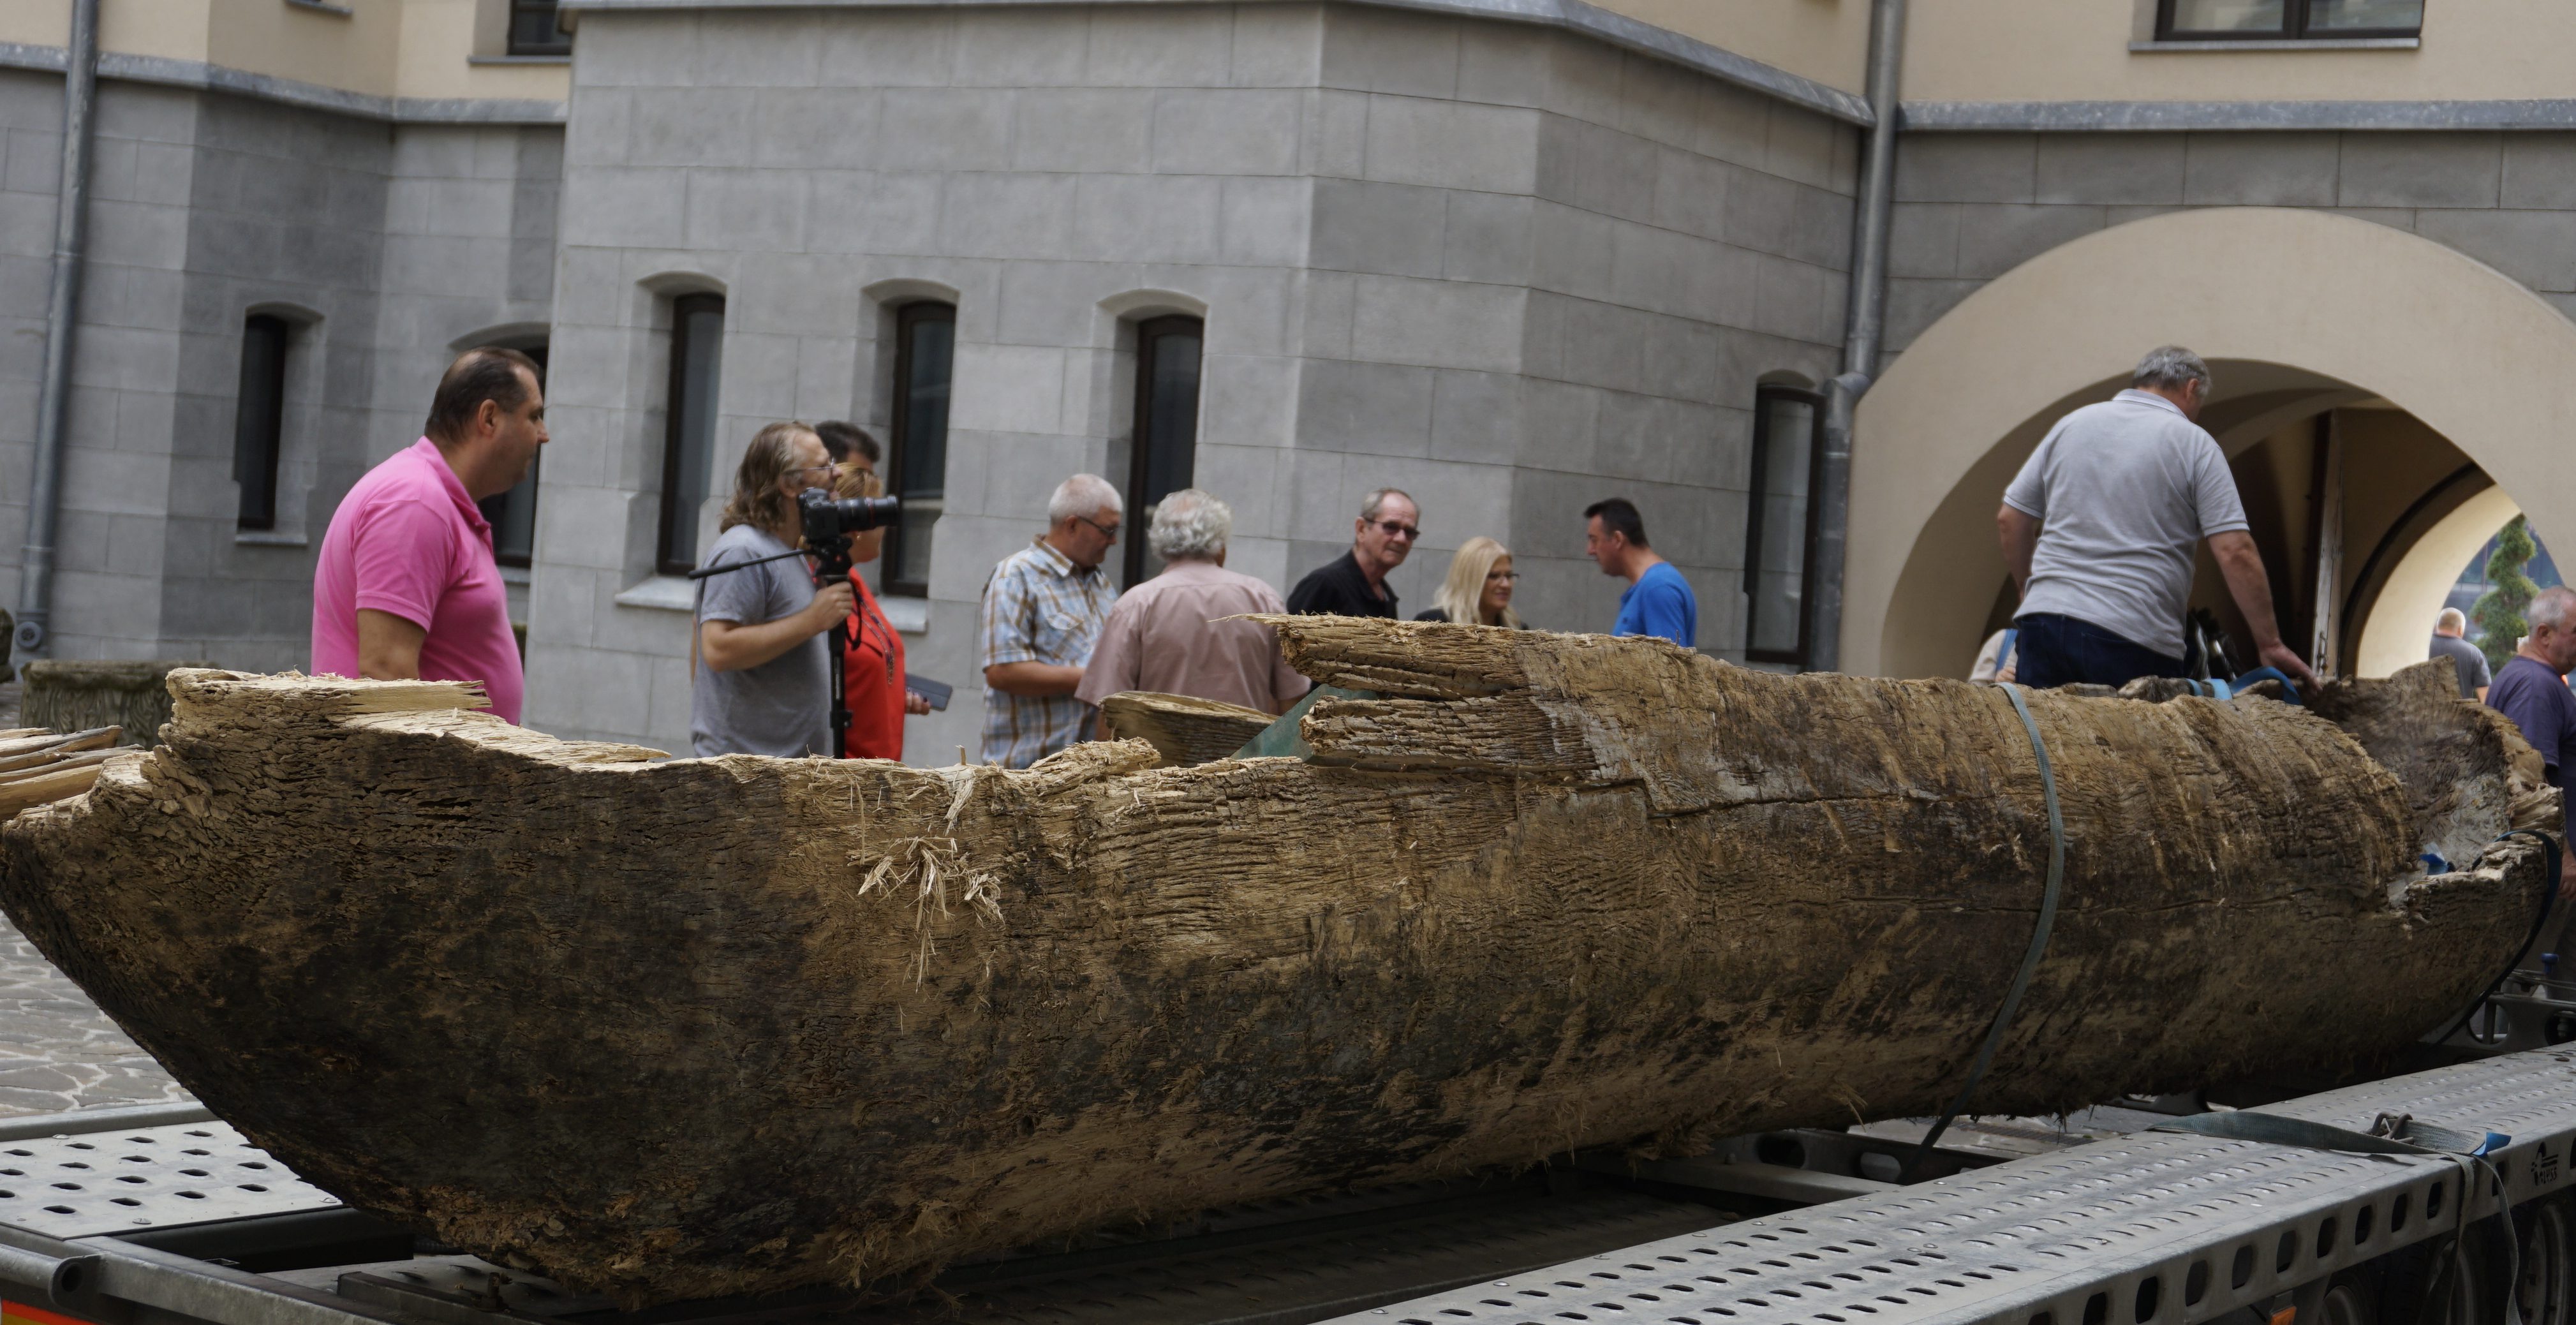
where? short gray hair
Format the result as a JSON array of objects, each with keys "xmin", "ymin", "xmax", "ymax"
[
  {"xmin": 2132, "ymin": 345, "xmax": 2212, "ymax": 396},
  {"xmin": 1359, "ymin": 487, "xmax": 1416, "ymax": 522},
  {"xmin": 2533, "ymin": 586, "xmax": 2576, "ymax": 632},
  {"xmin": 2437, "ymin": 607, "xmax": 2468, "ymax": 633},
  {"xmin": 1148, "ymin": 488, "xmax": 1231, "ymax": 561},
  {"xmin": 1047, "ymin": 473, "xmax": 1123, "ymax": 524}
]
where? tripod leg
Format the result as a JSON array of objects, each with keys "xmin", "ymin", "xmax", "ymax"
[{"xmin": 828, "ymin": 618, "xmax": 852, "ymax": 760}]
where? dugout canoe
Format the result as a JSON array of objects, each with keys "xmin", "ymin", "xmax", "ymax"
[{"xmin": 0, "ymin": 619, "xmax": 2558, "ymax": 1308}]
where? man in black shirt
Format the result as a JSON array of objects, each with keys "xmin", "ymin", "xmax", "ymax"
[{"xmin": 1288, "ymin": 488, "xmax": 1419, "ymax": 618}]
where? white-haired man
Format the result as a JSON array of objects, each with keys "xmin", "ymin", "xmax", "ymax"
[
  {"xmin": 977, "ymin": 474, "xmax": 1123, "ymax": 767},
  {"xmin": 2430, "ymin": 607, "xmax": 2491, "ymax": 700},
  {"xmin": 1077, "ymin": 489, "xmax": 1311, "ymax": 722},
  {"xmin": 2489, "ymin": 585, "xmax": 2576, "ymax": 794},
  {"xmin": 1997, "ymin": 345, "xmax": 2316, "ymax": 691}
]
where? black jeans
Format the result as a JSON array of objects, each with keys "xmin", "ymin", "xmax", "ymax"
[{"xmin": 2012, "ymin": 612, "xmax": 2185, "ymax": 690}]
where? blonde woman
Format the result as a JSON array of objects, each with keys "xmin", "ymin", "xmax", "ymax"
[{"xmin": 1415, "ymin": 537, "xmax": 1523, "ymax": 628}]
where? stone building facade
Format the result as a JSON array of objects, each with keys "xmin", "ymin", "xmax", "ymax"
[
  {"xmin": 521, "ymin": 3, "xmax": 1857, "ymax": 754},
  {"xmin": 0, "ymin": 63, "xmax": 560, "ymax": 669},
  {"xmin": 6, "ymin": 0, "xmax": 2576, "ymax": 760}
]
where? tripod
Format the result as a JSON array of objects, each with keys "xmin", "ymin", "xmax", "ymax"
[{"xmin": 809, "ymin": 540, "xmax": 855, "ymax": 760}]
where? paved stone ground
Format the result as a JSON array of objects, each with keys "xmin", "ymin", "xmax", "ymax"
[{"xmin": 0, "ymin": 678, "xmax": 194, "ymax": 1117}]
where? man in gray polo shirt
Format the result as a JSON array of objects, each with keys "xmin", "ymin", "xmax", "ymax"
[{"xmin": 1997, "ymin": 346, "xmax": 2316, "ymax": 692}]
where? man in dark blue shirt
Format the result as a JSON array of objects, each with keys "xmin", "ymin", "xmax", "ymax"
[
  {"xmin": 1586, "ymin": 497, "xmax": 1696, "ymax": 648},
  {"xmin": 2487, "ymin": 586, "xmax": 2576, "ymax": 791}
]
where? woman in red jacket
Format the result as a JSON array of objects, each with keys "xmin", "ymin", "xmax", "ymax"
[{"xmin": 836, "ymin": 461, "xmax": 929, "ymax": 760}]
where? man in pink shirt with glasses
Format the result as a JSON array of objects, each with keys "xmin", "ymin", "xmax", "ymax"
[{"xmin": 310, "ymin": 347, "xmax": 545, "ymax": 723}]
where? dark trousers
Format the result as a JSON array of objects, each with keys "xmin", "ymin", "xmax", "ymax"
[{"xmin": 2012, "ymin": 612, "xmax": 2186, "ymax": 690}]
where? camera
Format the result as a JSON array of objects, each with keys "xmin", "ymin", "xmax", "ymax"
[{"xmin": 797, "ymin": 488, "xmax": 900, "ymax": 551}]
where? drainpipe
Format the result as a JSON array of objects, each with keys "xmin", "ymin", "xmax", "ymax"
[
  {"xmin": 15, "ymin": 0, "xmax": 101, "ymax": 659},
  {"xmin": 1807, "ymin": 0, "xmax": 1904, "ymax": 674}
]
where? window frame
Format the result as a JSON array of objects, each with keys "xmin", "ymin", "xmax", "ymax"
[
  {"xmin": 880, "ymin": 300, "xmax": 956, "ymax": 600},
  {"xmin": 2154, "ymin": 0, "xmax": 2422, "ymax": 41},
  {"xmin": 656, "ymin": 293, "xmax": 725, "ymax": 577},
  {"xmin": 1121, "ymin": 314, "xmax": 1205, "ymax": 589},
  {"xmin": 1741, "ymin": 382, "xmax": 1828, "ymax": 668},
  {"xmin": 232, "ymin": 313, "xmax": 292, "ymax": 532},
  {"xmin": 505, "ymin": 0, "xmax": 571, "ymax": 55}
]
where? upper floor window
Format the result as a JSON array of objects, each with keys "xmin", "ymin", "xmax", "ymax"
[
  {"xmin": 881, "ymin": 302, "xmax": 954, "ymax": 598},
  {"xmin": 1121, "ymin": 315, "xmax": 1203, "ymax": 588},
  {"xmin": 2158, "ymin": 0, "xmax": 2422, "ymax": 40},
  {"xmin": 657, "ymin": 294, "xmax": 724, "ymax": 575},
  {"xmin": 507, "ymin": 0, "xmax": 571, "ymax": 55},
  {"xmin": 233, "ymin": 314, "xmax": 291, "ymax": 531},
  {"xmin": 476, "ymin": 343, "xmax": 547, "ymax": 569},
  {"xmin": 1743, "ymin": 383, "xmax": 1824, "ymax": 667}
]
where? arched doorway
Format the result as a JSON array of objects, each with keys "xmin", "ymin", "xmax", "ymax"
[{"xmin": 1844, "ymin": 207, "xmax": 2576, "ymax": 681}]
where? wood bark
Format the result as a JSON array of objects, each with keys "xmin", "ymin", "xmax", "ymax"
[
  {"xmin": 0, "ymin": 621, "xmax": 2554, "ymax": 1308},
  {"xmin": 1097, "ymin": 691, "xmax": 1275, "ymax": 767}
]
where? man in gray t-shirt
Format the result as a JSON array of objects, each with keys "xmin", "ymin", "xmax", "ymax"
[
  {"xmin": 2429, "ymin": 607, "xmax": 2492, "ymax": 700},
  {"xmin": 1997, "ymin": 346, "xmax": 2315, "ymax": 691},
  {"xmin": 689, "ymin": 424, "xmax": 855, "ymax": 757}
]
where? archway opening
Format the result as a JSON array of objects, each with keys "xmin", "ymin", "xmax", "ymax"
[{"xmin": 1846, "ymin": 207, "xmax": 2576, "ymax": 681}]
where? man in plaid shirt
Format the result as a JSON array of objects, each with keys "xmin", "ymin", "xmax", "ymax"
[{"xmin": 977, "ymin": 474, "xmax": 1124, "ymax": 767}]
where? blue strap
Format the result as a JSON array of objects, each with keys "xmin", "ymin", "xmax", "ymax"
[
  {"xmin": 2228, "ymin": 666, "xmax": 2303, "ymax": 706},
  {"xmin": 1904, "ymin": 683, "xmax": 2066, "ymax": 1179}
]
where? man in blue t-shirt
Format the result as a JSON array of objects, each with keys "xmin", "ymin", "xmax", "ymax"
[
  {"xmin": 2489, "ymin": 585, "xmax": 2576, "ymax": 792},
  {"xmin": 1586, "ymin": 497, "xmax": 1696, "ymax": 648}
]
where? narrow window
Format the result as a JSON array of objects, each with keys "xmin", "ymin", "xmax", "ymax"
[
  {"xmin": 2158, "ymin": 0, "xmax": 2420, "ymax": 40},
  {"xmin": 656, "ymin": 294, "xmax": 725, "ymax": 575},
  {"xmin": 507, "ymin": 0, "xmax": 571, "ymax": 55},
  {"xmin": 1743, "ymin": 383, "xmax": 1825, "ymax": 665},
  {"xmin": 475, "ymin": 344, "xmax": 547, "ymax": 569},
  {"xmin": 232, "ymin": 315, "xmax": 290, "ymax": 531},
  {"xmin": 882, "ymin": 302, "xmax": 954, "ymax": 598},
  {"xmin": 1121, "ymin": 315, "xmax": 1204, "ymax": 587}
]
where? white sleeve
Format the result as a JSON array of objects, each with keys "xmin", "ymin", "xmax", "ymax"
[
  {"xmin": 2191, "ymin": 434, "xmax": 2251, "ymax": 537},
  {"xmin": 2001, "ymin": 429, "xmax": 2058, "ymax": 519}
]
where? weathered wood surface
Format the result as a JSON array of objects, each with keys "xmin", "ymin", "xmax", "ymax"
[
  {"xmin": 20, "ymin": 660, "xmax": 209, "ymax": 746},
  {"xmin": 1097, "ymin": 690, "xmax": 1276, "ymax": 766},
  {"xmin": 0, "ymin": 621, "xmax": 2554, "ymax": 1308}
]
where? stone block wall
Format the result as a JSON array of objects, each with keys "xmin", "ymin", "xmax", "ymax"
[
  {"xmin": 526, "ymin": 1, "xmax": 1857, "ymax": 759},
  {"xmin": 1884, "ymin": 131, "xmax": 2576, "ymax": 368},
  {"xmin": 0, "ymin": 68, "xmax": 563, "ymax": 674}
]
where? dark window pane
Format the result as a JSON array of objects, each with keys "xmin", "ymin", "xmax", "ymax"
[
  {"xmin": 1123, "ymin": 316, "xmax": 1203, "ymax": 587},
  {"xmin": 2164, "ymin": 0, "xmax": 2290, "ymax": 32},
  {"xmin": 478, "ymin": 453, "xmax": 541, "ymax": 568},
  {"xmin": 507, "ymin": 0, "xmax": 570, "ymax": 54},
  {"xmin": 233, "ymin": 315, "xmax": 290, "ymax": 531},
  {"xmin": 1743, "ymin": 386, "xmax": 1821, "ymax": 662},
  {"xmin": 884, "ymin": 304, "xmax": 954, "ymax": 596},
  {"xmin": 475, "ymin": 345, "xmax": 545, "ymax": 568},
  {"xmin": 657, "ymin": 296, "xmax": 725, "ymax": 575},
  {"xmin": 2306, "ymin": 0, "xmax": 2422, "ymax": 29}
]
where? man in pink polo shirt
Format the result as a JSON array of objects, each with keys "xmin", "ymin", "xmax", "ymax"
[{"xmin": 311, "ymin": 347, "xmax": 545, "ymax": 723}]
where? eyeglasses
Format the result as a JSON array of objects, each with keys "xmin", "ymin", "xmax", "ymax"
[
  {"xmin": 1373, "ymin": 520, "xmax": 1421, "ymax": 540},
  {"xmin": 1074, "ymin": 514, "xmax": 1123, "ymax": 541},
  {"xmin": 1485, "ymin": 571, "xmax": 1521, "ymax": 582},
  {"xmin": 790, "ymin": 464, "xmax": 837, "ymax": 484}
]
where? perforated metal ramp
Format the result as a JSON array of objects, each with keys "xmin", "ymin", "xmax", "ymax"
[
  {"xmin": 0, "ymin": 1120, "xmax": 338, "ymax": 1236},
  {"xmin": 1322, "ymin": 1048, "xmax": 2576, "ymax": 1325}
]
